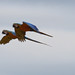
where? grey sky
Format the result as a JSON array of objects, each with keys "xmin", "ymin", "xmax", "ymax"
[
  {"xmin": 0, "ymin": 0, "xmax": 75, "ymax": 75},
  {"xmin": 0, "ymin": 0, "xmax": 75, "ymax": 31},
  {"xmin": 0, "ymin": 29, "xmax": 75, "ymax": 75}
]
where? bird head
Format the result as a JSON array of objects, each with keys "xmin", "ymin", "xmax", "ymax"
[
  {"xmin": 13, "ymin": 23, "xmax": 21, "ymax": 28},
  {"xmin": 2, "ymin": 30, "xmax": 9, "ymax": 35}
]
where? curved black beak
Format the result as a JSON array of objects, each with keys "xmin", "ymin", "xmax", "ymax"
[
  {"xmin": 2, "ymin": 31, "xmax": 5, "ymax": 34},
  {"xmin": 13, "ymin": 24, "xmax": 15, "ymax": 27}
]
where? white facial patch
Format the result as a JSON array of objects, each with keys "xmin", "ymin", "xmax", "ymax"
[
  {"xmin": 4, "ymin": 31, "xmax": 8, "ymax": 34},
  {"xmin": 15, "ymin": 24, "xmax": 18, "ymax": 27}
]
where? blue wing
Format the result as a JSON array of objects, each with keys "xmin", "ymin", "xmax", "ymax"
[
  {"xmin": 23, "ymin": 22, "xmax": 53, "ymax": 37},
  {"xmin": 23, "ymin": 22, "xmax": 39, "ymax": 32},
  {"xmin": 11, "ymin": 31, "xmax": 16, "ymax": 36}
]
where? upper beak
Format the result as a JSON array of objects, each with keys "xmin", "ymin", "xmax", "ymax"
[
  {"xmin": 13, "ymin": 24, "xmax": 15, "ymax": 27},
  {"xmin": 2, "ymin": 31, "xmax": 5, "ymax": 34}
]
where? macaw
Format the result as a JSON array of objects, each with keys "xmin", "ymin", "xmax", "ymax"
[
  {"xmin": 13, "ymin": 21, "xmax": 53, "ymax": 40},
  {"xmin": 0, "ymin": 30, "xmax": 49, "ymax": 46}
]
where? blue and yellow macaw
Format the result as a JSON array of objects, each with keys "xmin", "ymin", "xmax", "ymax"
[
  {"xmin": 13, "ymin": 22, "xmax": 53, "ymax": 37},
  {"xmin": 13, "ymin": 21, "xmax": 53, "ymax": 41}
]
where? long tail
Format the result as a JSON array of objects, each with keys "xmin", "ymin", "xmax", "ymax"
[
  {"xmin": 25, "ymin": 36, "xmax": 51, "ymax": 47},
  {"xmin": 35, "ymin": 31, "xmax": 53, "ymax": 37}
]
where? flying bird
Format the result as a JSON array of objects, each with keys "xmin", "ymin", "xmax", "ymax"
[
  {"xmin": 0, "ymin": 30, "xmax": 49, "ymax": 46},
  {"xmin": 13, "ymin": 21, "xmax": 53, "ymax": 40}
]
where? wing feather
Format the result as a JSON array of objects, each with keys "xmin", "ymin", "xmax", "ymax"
[
  {"xmin": 22, "ymin": 22, "xmax": 39, "ymax": 31},
  {"xmin": 23, "ymin": 22, "xmax": 53, "ymax": 37},
  {"xmin": 0, "ymin": 35, "xmax": 12, "ymax": 44}
]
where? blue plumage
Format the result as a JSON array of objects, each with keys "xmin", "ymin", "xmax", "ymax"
[
  {"xmin": 23, "ymin": 22, "xmax": 53, "ymax": 37},
  {"xmin": 23, "ymin": 22, "xmax": 39, "ymax": 32},
  {"xmin": 11, "ymin": 32, "xmax": 16, "ymax": 36},
  {"xmin": 8, "ymin": 30, "xmax": 16, "ymax": 36}
]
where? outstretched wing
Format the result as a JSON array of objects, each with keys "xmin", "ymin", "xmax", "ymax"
[
  {"xmin": 22, "ymin": 22, "xmax": 39, "ymax": 31},
  {"xmin": 0, "ymin": 35, "xmax": 12, "ymax": 44},
  {"xmin": 25, "ymin": 36, "xmax": 51, "ymax": 46},
  {"xmin": 22, "ymin": 22, "xmax": 53, "ymax": 37}
]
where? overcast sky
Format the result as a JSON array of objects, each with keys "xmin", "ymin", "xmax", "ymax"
[
  {"xmin": 0, "ymin": 0, "xmax": 75, "ymax": 75},
  {"xmin": 0, "ymin": 0, "xmax": 75, "ymax": 31}
]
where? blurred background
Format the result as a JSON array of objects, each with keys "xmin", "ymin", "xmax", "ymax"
[{"xmin": 0, "ymin": 0, "xmax": 75, "ymax": 75}]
